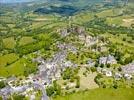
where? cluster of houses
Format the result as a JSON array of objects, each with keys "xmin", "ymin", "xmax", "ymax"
[
  {"xmin": 99, "ymin": 55, "xmax": 117, "ymax": 65},
  {"xmin": 80, "ymin": 54, "xmax": 131, "ymax": 80},
  {"xmin": 78, "ymin": 31, "xmax": 107, "ymax": 53},
  {"xmin": 57, "ymin": 42, "xmax": 77, "ymax": 54},
  {"xmin": 96, "ymin": 55, "xmax": 133, "ymax": 80},
  {"xmin": 97, "ymin": 67, "xmax": 133, "ymax": 80},
  {"xmin": 59, "ymin": 26, "xmax": 85, "ymax": 37},
  {"xmin": 32, "ymin": 43, "xmax": 77, "ymax": 86},
  {"xmin": 0, "ymin": 74, "xmax": 49, "ymax": 100},
  {"xmin": 78, "ymin": 35, "xmax": 98, "ymax": 47},
  {"xmin": 0, "ymin": 26, "xmax": 134, "ymax": 99},
  {"xmin": 122, "ymin": 62, "xmax": 134, "ymax": 74},
  {"xmin": 59, "ymin": 26, "xmax": 108, "ymax": 53}
]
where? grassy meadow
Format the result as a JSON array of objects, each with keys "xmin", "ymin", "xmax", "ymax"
[
  {"xmin": 0, "ymin": 57, "xmax": 36, "ymax": 77},
  {"xmin": 0, "ymin": 53, "xmax": 19, "ymax": 67},
  {"xmin": 3, "ymin": 37, "xmax": 16, "ymax": 49},
  {"xmin": 53, "ymin": 88, "xmax": 134, "ymax": 100},
  {"xmin": 19, "ymin": 36, "xmax": 35, "ymax": 46}
]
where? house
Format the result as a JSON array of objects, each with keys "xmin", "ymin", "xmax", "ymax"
[
  {"xmin": 106, "ymin": 71, "xmax": 112, "ymax": 77},
  {"xmin": 99, "ymin": 46, "xmax": 107, "ymax": 52},
  {"xmin": 124, "ymin": 74, "xmax": 132, "ymax": 80},
  {"xmin": 32, "ymin": 57, "xmax": 44, "ymax": 64},
  {"xmin": 12, "ymin": 86, "xmax": 28, "ymax": 93},
  {"xmin": 30, "ymin": 94, "xmax": 35, "ymax": 100},
  {"xmin": 64, "ymin": 61, "xmax": 73, "ymax": 67},
  {"xmin": 67, "ymin": 83, "xmax": 76, "ymax": 88},
  {"xmin": 0, "ymin": 86, "xmax": 13, "ymax": 96},
  {"xmin": 55, "ymin": 70, "xmax": 61, "ymax": 79},
  {"xmin": 79, "ymin": 34, "xmax": 86, "ymax": 41},
  {"xmin": 46, "ymin": 63, "xmax": 54, "ymax": 69},
  {"xmin": 122, "ymin": 62, "xmax": 134, "ymax": 74},
  {"xmin": 0, "ymin": 77, "xmax": 6, "ymax": 81},
  {"xmin": 60, "ymin": 28, "xmax": 70, "ymax": 37},
  {"xmin": 99, "ymin": 55, "xmax": 117, "ymax": 65},
  {"xmin": 97, "ymin": 67, "xmax": 102, "ymax": 73},
  {"xmin": 85, "ymin": 36, "xmax": 98, "ymax": 47},
  {"xmin": 87, "ymin": 59, "xmax": 95, "ymax": 67},
  {"xmin": 75, "ymin": 27, "xmax": 85, "ymax": 35},
  {"xmin": 101, "ymin": 69, "xmax": 112, "ymax": 77},
  {"xmin": 114, "ymin": 73, "xmax": 122, "ymax": 80},
  {"xmin": 6, "ymin": 76, "xmax": 16, "ymax": 83},
  {"xmin": 102, "ymin": 69, "xmax": 107, "ymax": 74}
]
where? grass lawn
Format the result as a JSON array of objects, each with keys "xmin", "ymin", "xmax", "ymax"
[
  {"xmin": 0, "ymin": 58, "xmax": 24, "ymax": 77},
  {"xmin": 100, "ymin": 33, "xmax": 134, "ymax": 53},
  {"xmin": 97, "ymin": 8, "xmax": 123, "ymax": 18},
  {"xmin": 106, "ymin": 17, "xmax": 123, "ymax": 25},
  {"xmin": 73, "ymin": 12, "xmax": 94, "ymax": 25},
  {"xmin": 0, "ymin": 57, "xmax": 36, "ymax": 77},
  {"xmin": 53, "ymin": 88, "xmax": 134, "ymax": 100},
  {"xmin": 3, "ymin": 37, "xmax": 16, "ymax": 49},
  {"xmin": 0, "ymin": 53, "xmax": 19, "ymax": 67},
  {"xmin": 78, "ymin": 67, "xmax": 99, "ymax": 90},
  {"xmin": 97, "ymin": 9, "xmax": 115, "ymax": 17},
  {"xmin": 106, "ymin": 15, "xmax": 134, "ymax": 27},
  {"xmin": 19, "ymin": 36, "xmax": 35, "ymax": 46},
  {"xmin": 121, "ymin": 18, "xmax": 134, "ymax": 27}
]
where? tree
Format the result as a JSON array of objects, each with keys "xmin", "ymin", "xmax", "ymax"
[
  {"xmin": 90, "ymin": 67, "xmax": 97, "ymax": 73},
  {"xmin": 0, "ymin": 37, "xmax": 4, "ymax": 51},
  {"xmin": 13, "ymin": 94, "xmax": 25, "ymax": 100},
  {"xmin": 46, "ymin": 86, "xmax": 55, "ymax": 96},
  {"xmin": 62, "ymin": 68, "xmax": 74, "ymax": 80},
  {"xmin": 114, "ymin": 51, "xmax": 123, "ymax": 63},
  {"xmin": 94, "ymin": 73, "xmax": 103, "ymax": 85},
  {"xmin": 122, "ymin": 38, "xmax": 126, "ymax": 41},
  {"xmin": 0, "ymin": 96, "xmax": 2, "ymax": 100},
  {"xmin": 95, "ymin": 61, "xmax": 99, "ymax": 67},
  {"xmin": 113, "ymin": 84, "xmax": 118, "ymax": 89},
  {"xmin": 106, "ymin": 64, "xmax": 110, "ymax": 68},
  {"xmin": 100, "ymin": 64, "xmax": 104, "ymax": 68},
  {"xmin": 124, "ymin": 56, "xmax": 133, "ymax": 64},
  {"xmin": 0, "ymin": 81, "xmax": 5, "ymax": 89},
  {"xmin": 118, "ymin": 67, "xmax": 122, "ymax": 72},
  {"xmin": 46, "ymin": 81, "xmax": 61, "ymax": 96},
  {"xmin": 53, "ymin": 81, "xmax": 61, "ymax": 95},
  {"xmin": 75, "ymin": 76, "xmax": 80, "ymax": 88},
  {"xmin": 113, "ymin": 81, "xmax": 118, "ymax": 89}
]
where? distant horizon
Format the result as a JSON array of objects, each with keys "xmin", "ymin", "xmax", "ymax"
[{"xmin": 0, "ymin": 0, "xmax": 36, "ymax": 3}]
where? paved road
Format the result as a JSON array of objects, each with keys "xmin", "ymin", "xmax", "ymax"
[{"xmin": 33, "ymin": 82, "xmax": 49, "ymax": 100}]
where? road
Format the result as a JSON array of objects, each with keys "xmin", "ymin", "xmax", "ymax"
[{"xmin": 33, "ymin": 82, "xmax": 49, "ymax": 100}]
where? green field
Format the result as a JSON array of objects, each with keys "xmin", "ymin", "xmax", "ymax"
[
  {"xmin": 53, "ymin": 88, "xmax": 134, "ymax": 100},
  {"xmin": 3, "ymin": 37, "xmax": 16, "ymax": 49},
  {"xmin": 0, "ymin": 57, "xmax": 36, "ymax": 77},
  {"xmin": 0, "ymin": 53, "xmax": 19, "ymax": 67},
  {"xmin": 106, "ymin": 17, "xmax": 123, "ymax": 25},
  {"xmin": 19, "ymin": 36, "xmax": 35, "ymax": 46},
  {"xmin": 72, "ymin": 12, "xmax": 94, "ymax": 25},
  {"xmin": 97, "ymin": 9, "xmax": 115, "ymax": 17}
]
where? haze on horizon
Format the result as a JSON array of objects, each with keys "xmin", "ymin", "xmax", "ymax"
[
  {"xmin": 0, "ymin": 0, "xmax": 36, "ymax": 3},
  {"xmin": 0, "ymin": 0, "xmax": 104, "ymax": 3}
]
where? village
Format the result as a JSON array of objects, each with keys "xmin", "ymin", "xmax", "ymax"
[{"xmin": 0, "ymin": 26, "xmax": 134, "ymax": 100}]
